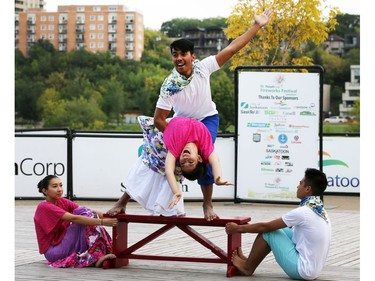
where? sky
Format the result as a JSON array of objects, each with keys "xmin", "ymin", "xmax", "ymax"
[{"xmin": 44, "ymin": 0, "xmax": 361, "ymax": 30}]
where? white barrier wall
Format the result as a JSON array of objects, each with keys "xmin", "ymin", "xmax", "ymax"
[
  {"xmin": 322, "ymin": 137, "xmax": 360, "ymax": 193},
  {"xmin": 15, "ymin": 133, "xmax": 359, "ymax": 200},
  {"xmin": 15, "ymin": 133, "xmax": 67, "ymax": 198},
  {"xmin": 72, "ymin": 135, "xmax": 235, "ymax": 199}
]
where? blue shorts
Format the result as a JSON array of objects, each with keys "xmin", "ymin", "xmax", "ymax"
[
  {"xmin": 262, "ymin": 228, "xmax": 303, "ymax": 280},
  {"xmin": 197, "ymin": 114, "xmax": 219, "ymax": 186}
]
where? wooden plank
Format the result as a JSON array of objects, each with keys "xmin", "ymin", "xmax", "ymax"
[{"xmin": 112, "ymin": 213, "xmax": 251, "ymax": 226}]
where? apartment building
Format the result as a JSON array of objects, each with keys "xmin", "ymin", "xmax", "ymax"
[
  {"xmin": 15, "ymin": 0, "xmax": 45, "ymax": 13},
  {"xmin": 323, "ymin": 33, "xmax": 360, "ymax": 57},
  {"xmin": 323, "ymin": 34, "xmax": 345, "ymax": 56},
  {"xmin": 15, "ymin": 5, "xmax": 144, "ymax": 60},
  {"xmin": 182, "ymin": 27, "xmax": 229, "ymax": 57},
  {"xmin": 339, "ymin": 65, "xmax": 360, "ymax": 117}
]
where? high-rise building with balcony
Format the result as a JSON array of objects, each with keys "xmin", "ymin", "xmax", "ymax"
[
  {"xmin": 15, "ymin": 0, "xmax": 45, "ymax": 13},
  {"xmin": 339, "ymin": 65, "xmax": 360, "ymax": 118},
  {"xmin": 15, "ymin": 5, "xmax": 144, "ymax": 60},
  {"xmin": 182, "ymin": 27, "xmax": 229, "ymax": 58}
]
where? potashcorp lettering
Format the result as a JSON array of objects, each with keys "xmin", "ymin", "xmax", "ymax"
[{"xmin": 15, "ymin": 158, "xmax": 65, "ymax": 176}]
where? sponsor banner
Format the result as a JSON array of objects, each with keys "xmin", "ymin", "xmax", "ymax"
[
  {"xmin": 236, "ymin": 70, "xmax": 321, "ymax": 202},
  {"xmin": 15, "ymin": 136, "xmax": 67, "ymax": 198},
  {"xmin": 322, "ymin": 137, "xmax": 360, "ymax": 193}
]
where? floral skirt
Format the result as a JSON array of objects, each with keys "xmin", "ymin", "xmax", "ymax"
[
  {"xmin": 45, "ymin": 207, "xmax": 113, "ymax": 268},
  {"xmin": 138, "ymin": 115, "xmax": 183, "ymax": 182}
]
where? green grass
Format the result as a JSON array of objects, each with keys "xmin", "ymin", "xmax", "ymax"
[
  {"xmin": 108, "ymin": 123, "xmax": 142, "ymax": 132},
  {"xmin": 323, "ymin": 123, "xmax": 360, "ymax": 133}
]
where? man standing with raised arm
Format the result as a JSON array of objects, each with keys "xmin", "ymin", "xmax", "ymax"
[{"xmin": 154, "ymin": 9, "xmax": 273, "ymax": 221}]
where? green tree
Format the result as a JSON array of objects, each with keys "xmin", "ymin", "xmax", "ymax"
[
  {"xmin": 161, "ymin": 18, "xmax": 203, "ymax": 37},
  {"xmin": 306, "ymin": 46, "xmax": 359, "ymax": 115},
  {"xmin": 351, "ymin": 99, "xmax": 360, "ymax": 122},
  {"xmin": 63, "ymin": 97, "xmax": 106, "ymax": 130},
  {"xmin": 161, "ymin": 17, "xmax": 227, "ymax": 37},
  {"xmin": 200, "ymin": 17, "xmax": 227, "ymax": 28},
  {"xmin": 225, "ymin": 0, "xmax": 339, "ymax": 68},
  {"xmin": 319, "ymin": 48, "xmax": 348, "ymax": 85},
  {"xmin": 333, "ymin": 13, "xmax": 360, "ymax": 36},
  {"xmin": 142, "ymin": 65, "xmax": 169, "ymax": 115},
  {"xmin": 307, "ymin": 48, "xmax": 345, "ymax": 116},
  {"xmin": 45, "ymin": 72, "xmax": 69, "ymax": 92},
  {"xmin": 100, "ymin": 79, "xmax": 126, "ymax": 125},
  {"xmin": 59, "ymin": 71, "xmax": 94, "ymax": 100},
  {"xmin": 142, "ymin": 29, "xmax": 172, "ymax": 69},
  {"xmin": 124, "ymin": 69, "xmax": 154, "ymax": 114},
  {"xmin": 344, "ymin": 48, "xmax": 360, "ymax": 65},
  {"xmin": 39, "ymin": 95, "xmax": 106, "ymax": 130},
  {"xmin": 210, "ymin": 68, "xmax": 235, "ymax": 131},
  {"xmin": 15, "ymin": 78, "xmax": 45, "ymax": 121},
  {"xmin": 27, "ymin": 40, "xmax": 57, "ymax": 77},
  {"xmin": 15, "ymin": 49, "xmax": 26, "ymax": 68}
]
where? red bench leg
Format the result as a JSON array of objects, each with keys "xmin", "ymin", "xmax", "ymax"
[
  {"xmin": 226, "ymin": 233, "xmax": 242, "ymax": 277},
  {"xmin": 103, "ymin": 220, "xmax": 129, "ymax": 269}
]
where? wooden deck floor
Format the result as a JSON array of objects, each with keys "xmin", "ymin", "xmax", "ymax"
[{"xmin": 14, "ymin": 197, "xmax": 360, "ymax": 281}]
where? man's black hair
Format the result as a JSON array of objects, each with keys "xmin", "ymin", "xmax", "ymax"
[
  {"xmin": 304, "ymin": 168, "xmax": 328, "ymax": 196},
  {"xmin": 170, "ymin": 38, "xmax": 194, "ymax": 54}
]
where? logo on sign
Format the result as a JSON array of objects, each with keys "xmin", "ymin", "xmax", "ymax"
[{"xmin": 278, "ymin": 134, "xmax": 288, "ymax": 144}]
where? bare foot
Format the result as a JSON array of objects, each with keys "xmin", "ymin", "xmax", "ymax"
[
  {"xmin": 237, "ymin": 247, "xmax": 247, "ymax": 260},
  {"xmin": 231, "ymin": 250, "xmax": 251, "ymax": 276},
  {"xmin": 203, "ymin": 205, "xmax": 219, "ymax": 221},
  {"xmin": 107, "ymin": 204, "xmax": 125, "ymax": 216},
  {"xmin": 95, "ymin": 253, "xmax": 116, "ymax": 268}
]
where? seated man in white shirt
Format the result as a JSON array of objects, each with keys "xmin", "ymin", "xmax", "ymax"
[{"xmin": 225, "ymin": 168, "xmax": 331, "ymax": 280}]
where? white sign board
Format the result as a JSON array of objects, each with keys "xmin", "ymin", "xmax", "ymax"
[
  {"xmin": 172, "ymin": 137, "xmax": 235, "ymax": 199},
  {"xmin": 15, "ymin": 135, "xmax": 67, "ymax": 198},
  {"xmin": 72, "ymin": 135, "xmax": 235, "ymax": 199},
  {"xmin": 236, "ymin": 69, "xmax": 321, "ymax": 202},
  {"xmin": 322, "ymin": 137, "xmax": 360, "ymax": 193}
]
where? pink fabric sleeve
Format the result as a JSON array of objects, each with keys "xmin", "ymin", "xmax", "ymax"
[
  {"xmin": 34, "ymin": 198, "xmax": 79, "ymax": 253},
  {"xmin": 164, "ymin": 117, "xmax": 192, "ymax": 158},
  {"xmin": 36, "ymin": 199, "xmax": 76, "ymax": 234}
]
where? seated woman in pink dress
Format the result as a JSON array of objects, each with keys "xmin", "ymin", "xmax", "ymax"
[{"xmin": 34, "ymin": 175, "xmax": 118, "ymax": 268}]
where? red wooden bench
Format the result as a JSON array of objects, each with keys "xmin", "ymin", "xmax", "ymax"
[{"xmin": 103, "ymin": 214, "xmax": 251, "ymax": 277}]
